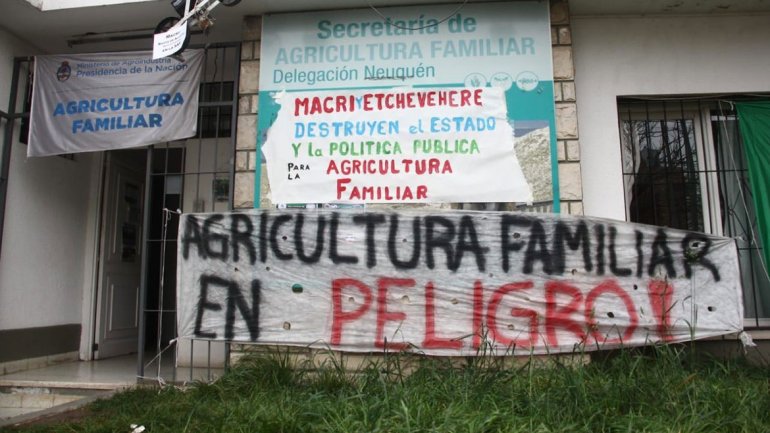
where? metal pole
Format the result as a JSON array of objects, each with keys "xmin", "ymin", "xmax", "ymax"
[
  {"xmin": 0, "ymin": 57, "xmax": 27, "ymax": 258},
  {"xmin": 228, "ymin": 43, "xmax": 241, "ymax": 209},
  {"xmin": 171, "ymin": 0, "xmax": 224, "ymax": 32},
  {"xmin": 136, "ymin": 147, "xmax": 154, "ymax": 380}
]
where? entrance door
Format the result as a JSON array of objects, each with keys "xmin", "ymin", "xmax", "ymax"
[{"xmin": 94, "ymin": 150, "xmax": 146, "ymax": 359}]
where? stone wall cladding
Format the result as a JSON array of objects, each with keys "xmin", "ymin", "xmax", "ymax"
[
  {"xmin": 235, "ymin": 1, "xmax": 584, "ymax": 214},
  {"xmin": 234, "ymin": 17, "xmax": 261, "ymax": 209},
  {"xmin": 551, "ymin": 0, "xmax": 584, "ymax": 215}
]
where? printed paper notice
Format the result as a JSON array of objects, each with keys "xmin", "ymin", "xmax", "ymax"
[{"xmin": 153, "ymin": 23, "xmax": 187, "ymax": 59}]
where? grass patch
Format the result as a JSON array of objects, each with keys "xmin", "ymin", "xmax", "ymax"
[{"xmin": 3, "ymin": 346, "xmax": 769, "ymax": 433}]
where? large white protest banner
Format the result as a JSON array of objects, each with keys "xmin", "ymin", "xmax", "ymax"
[
  {"xmin": 28, "ymin": 50, "xmax": 203, "ymax": 157},
  {"xmin": 263, "ymin": 87, "xmax": 533, "ymax": 204},
  {"xmin": 177, "ymin": 209, "xmax": 744, "ymax": 356}
]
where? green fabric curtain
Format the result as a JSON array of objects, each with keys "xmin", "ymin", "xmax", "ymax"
[{"xmin": 736, "ymin": 101, "xmax": 770, "ymax": 270}]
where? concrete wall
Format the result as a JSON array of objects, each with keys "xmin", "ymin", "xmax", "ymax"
[
  {"xmin": 0, "ymin": 26, "xmax": 101, "ymax": 361},
  {"xmin": 0, "ymin": 142, "xmax": 99, "ymax": 329},
  {"xmin": 572, "ymin": 13, "xmax": 770, "ymax": 220}
]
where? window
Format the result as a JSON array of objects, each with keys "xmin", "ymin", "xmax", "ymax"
[
  {"xmin": 619, "ymin": 97, "xmax": 770, "ymax": 324},
  {"xmin": 621, "ymin": 118, "xmax": 703, "ymax": 232},
  {"xmin": 197, "ymin": 81, "xmax": 233, "ymax": 139}
]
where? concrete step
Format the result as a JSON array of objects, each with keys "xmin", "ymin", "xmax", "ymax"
[{"xmin": 0, "ymin": 385, "xmax": 113, "ymax": 427}]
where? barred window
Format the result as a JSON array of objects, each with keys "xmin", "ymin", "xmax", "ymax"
[
  {"xmin": 197, "ymin": 81, "xmax": 233, "ymax": 139},
  {"xmin": 618, "ymin": 97, "xmax": 770, "ymax": 324}
]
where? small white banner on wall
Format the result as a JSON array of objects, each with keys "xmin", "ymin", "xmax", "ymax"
[
  {"xmin": 177, "ymin": 209, "xmax": 744, "ymax": 356},
  {"xmin": 153, "ymin": 24, "xmax": 188, "ymax": 59},
  {"xmin": 28, "ymin": 50, "xmax": 203, "ymax": 157},
  {"xmin": 263, "ymin": 87, "xmax": 533, "ymax": 204}
]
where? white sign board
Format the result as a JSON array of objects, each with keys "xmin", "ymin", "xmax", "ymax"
[
  {"xmin": 258, "ymin": 2, "xmax": 558, "ymax": 206},
  {"xmin": 177, "ymin": 209, "xmax": 744, "ymax": 356},
  {"xmin": 29, "ymin": 50, "xmax": 203, "ymax": 157}
]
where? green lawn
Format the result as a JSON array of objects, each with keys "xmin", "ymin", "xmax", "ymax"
[{"xmin": 4, "ymin": 346, "xmax": 769, "ymax": 433}]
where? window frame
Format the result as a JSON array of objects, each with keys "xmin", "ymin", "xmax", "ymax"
[{"xmin": 618, "ymin": 103, "xmax": 715, "ymax": 234}]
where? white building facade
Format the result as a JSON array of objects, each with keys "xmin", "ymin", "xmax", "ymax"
[{"xmin": 0, "ymin": 0, "xmax": 768, "ymax": 377}]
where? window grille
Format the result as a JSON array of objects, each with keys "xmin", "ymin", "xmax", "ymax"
[{"xmin": 618, "ymin": 96, "xmax": 770, "ymax": 325}]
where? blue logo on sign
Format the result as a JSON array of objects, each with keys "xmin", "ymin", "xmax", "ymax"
[{"xmin": 56, "ymin": 61, "xmax": 71, "ymax": 82}]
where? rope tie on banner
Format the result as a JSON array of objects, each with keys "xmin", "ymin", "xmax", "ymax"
[
  {"xmin": 138, "ymin": 339, "xmax": 176, "ymax": 386},
  {"xmin": 738, "ymin": 331, "xmax": 757, "ymax": 350}
]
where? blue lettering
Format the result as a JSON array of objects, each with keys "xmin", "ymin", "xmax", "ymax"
[
  {"xmin": 134, "ymin": 114, "xmax": 148, "ymax": 128},
  {"xmin": 317, "ymin": 20, "xmax": 331, "ymax": 39},
  {"xmin": 295, "ymin": 122, "xmax": 305, "ymax": 138},
  {"xmin": 158, "ymin": 94, "xmax": 171, "ymax": 106},
  {"xmin": 430, "ymin": 117, "xmax": 496, "ymax": 133}
]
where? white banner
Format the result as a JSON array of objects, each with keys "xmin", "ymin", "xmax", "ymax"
[
  {"xmin": 177, "ymin": 209, "xmax": 744, "ymax": 356},
  {"xmin": 263, "ymin": 87, "xmax": 533, "ymax": 204},
  {"xmin": 28, "ymin": 50, "xmax": 203, "ymax": 157}
]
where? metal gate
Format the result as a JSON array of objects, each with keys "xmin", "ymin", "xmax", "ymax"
[{"xmin": 137, "ymin": 43, "xmax": 240, "ymax": 382}]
